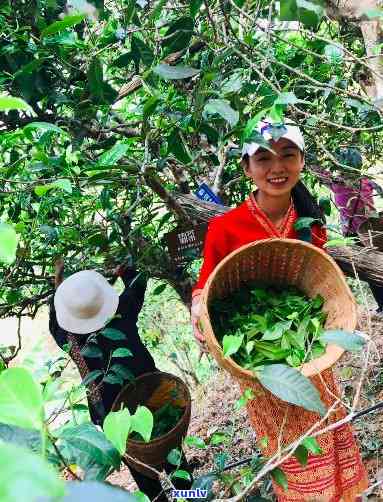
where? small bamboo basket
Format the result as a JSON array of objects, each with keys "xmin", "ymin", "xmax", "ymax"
[
  {"xmin": 200, "ymin": 239, "xmax": 357, "ymax": 382},
  {"xmin": 112, "ymin": 372, "xmax": 191, "ymax": 479}
]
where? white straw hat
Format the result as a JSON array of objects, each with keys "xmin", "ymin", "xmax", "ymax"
[
  {"xmin": 242, "ymin": 119, "xmax": 305, "ymax": 158},
  {"xmin": 54, "ymin": 270, "xmax": 119, "ymax": 334}
]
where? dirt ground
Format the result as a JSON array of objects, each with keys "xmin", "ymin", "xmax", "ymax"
[{"xmin": 107, "ymin": 306, "xmax": 383, "ymax": 500}]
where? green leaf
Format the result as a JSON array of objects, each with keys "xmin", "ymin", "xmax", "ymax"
[
  {"xmin": 132, "ymin": 492, "xmax": 151, "ymax": 502},
  {"xmin": 297, "ymin": 0, "xmax": 324, "ymax": 27},
  {"xmin": 209, "ymin": 432, "xmax": 230, "ymax": 445},
  {"xmin": 125, "ymin": 0, "xmax": 136, "ymax": 23},
  {"xmin": 203, "ymin": 99, "xmax": 239, "ymax": 128},
  {"xmin": 0, "ymin": 368, "xmax": 44, "ymax": 431},
  {"xmin": 234, "ymin": 388, "xmax": 255, "ymax": 410},
  {"xmin": 214, "ymin": 451, "xmax": 228, "ymax": 472},
  {"xmin": 34, "ymin": 179, "xmax": 72, "ymax": 197},
  {"xmin": 221, "ymin": 73, "xmax": 244, "ymax": 94},
  {"xmin": 109, "ymin": 364, "xmax": 134, "ymax": 382},
  {"xmin": 103, "ymin": 409, "xmax": 131, "ymax": 455},
  {"xmin": 103, "ymin": 373, "xmax": 124, "ymax": 385},
  {"xmin": 153, "ymin": 64, "xmax": 200, "ymax": 80},
  {"xmin": 34, "ymin": 184, "xmax": 54, "ymax": 197},
  {"xmin": 286, "ymin": 330, "xmax": 305, "ymax": 351},
  {"xmin": 324, "ymin": 44, "xmax": 344, "ymax": 63},
  {"xmin": 23, "ymin": 122, "xmax": 67, "ymax": 139},
  {"xmin": 98, "ymin": 142, "xmax": 129, "ymax": 166},
  {"xmin": 0, "ymin": 94, "xmax": 31, "ymax": 111},
  {"xmin": 113, "ymin": 51, "xmax": 134, "ymax": 68},
  {"xmin": 297, "ymin": 0, "xmax": 323, "ymax": 16},
  {"xmin": 222, "ymin": 334, "xmax": 244, "ymax": 358},
  {"xmin": 363, "ymin": 8, "xmax": 383, "ymax": 18},
  {"xmin": 279, "ymin": 0, "xmax": 297, "ymax": 21},
  {"xmin": 243, "ymin": 110, "xmax": 267, "ymax": 141},
  {"xmin": 81, "ymin": 345, "xmax": 103, "ymax": 358},
  {"xmin": 0, "ymin": 223, "xmax": 19, "ymax": 265},
  {"xmin": 82, "ymin": 370, "xmax": 103, "ymax": 386},
  {"xmin": 0, "ymin": 423, "xmax": 41, "ymax": 452},
  {"xmin": 269, "ymin": 104, "xmax": 284, "ymax": 124},
  {"xmin": 256, "ymin": 364, "xmax": 326, "ymax": 415},
  {"xmin": 190, "ymin": 0, "xmax": 203, "ymax": 17},
  {"xmin": 171, "ymin": 469, "xmax": 191, "ymax": 481},
  {"xmin": 294, "ymin": 444, "xmax": 308, "ymax": 466},
  {"xmin": 54, "ymin": 179, "xmax": 73, "ymax": 194},
  {"xmin": 112, "ymin": 348, "xmax": 133, "ymax": 358},
  {"xmin": 191, "ymin": 474, "xmax": 218, "ymax": 500},
  {"xmin": 324, "ymin": 237, "xmax": 355, "ymax": 248},
  {"xmin": 131, "ymin": 406, "xmax": 153, "ymax": 443},
  {"xmin": 162, "ymin": 16, "xmax": 194, "ymax": 52},
  {"xmin": 302, "ymin": 436, "xmax": 322, "ymax": 455},
  {"xmin": 279, "ymin": 0, "xmax": 324, "ymax": 27},
  {"xmin": 88, "ymin": 57, "xmax": 104, "ymax": 101},
  {"xmin": 258, "ymin": 436, "xmax": 269, "ymax": 449},
  {"xmin": 294, "ymin": 217, "xmax": 316, "ymax": 231},
  {"xmin": 319, "ymin": 196, "xmax": 331, "ymax": 216},
  {"xmin": 131, "ymin": 35, "xmax": 154, "ymax": 67},
  {"xmin": 262, "ymin": 321, "xmax": 292, "ymax": 341},
  {"xmin": 167, "ymin": 447, "xmax": 182, "ymax": 466},
  {"xmin": 275, "ymin": 92, "xmax": 299, "ymax": 105},
  {"xmin": 184, "ymin": 435, "xmax": 206, "ymax": 449},
  {"xmin": 63, "ymin": 481, "xmax": 137, "ymax": 501},
  {"xmin": 320, "ymin": 330, "xmax": 366, "ymax": 352},
  {"xmin": 59, "ymin": 423, "xmax": 121, "ymax": 469},
  {"xmin": 150, "ymin": 0, "xmax": 166, "ymax": 21},
  {"xmin": 152, "ymin": 283, "xmax": 167, "ymax": 295},
  {"xmin": 271, "ymin": 467, "xmax": 288, "ymax": 491},
  {"xmin": 0, "ymin": 442, "xmax": 64, "ymax": 501},
  {"xmin": 143, "ymin": 96, "xmax": 160, "ymax": 120},
  {"xmin": 41, "ymin": 14, "xmax": 86, "ymax": 38},
  {"xmin": 168, "ymin": 129, "xmax": 192, "ymax": 164},
  {"xmin": 100, "ymin": 328, "xmax": 127, "ymax": 340}
]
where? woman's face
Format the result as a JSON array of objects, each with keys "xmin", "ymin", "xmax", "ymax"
[{"xmin": 244, "ymin": 138, "xmax": 304, "ymax": 197}]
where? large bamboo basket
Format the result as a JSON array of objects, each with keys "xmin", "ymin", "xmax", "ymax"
[
  {"xmin": 112, "ymin": 372, "xmax": 191, "ymax": 479},
  {"xmin": 200, "ymin": 239, "xmax": 357, "ymax": 382}
]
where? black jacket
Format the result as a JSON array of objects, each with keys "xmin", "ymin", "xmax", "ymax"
[{"xmin": 49, "ymin": 269, "xmax": 156, "ymax": 423}]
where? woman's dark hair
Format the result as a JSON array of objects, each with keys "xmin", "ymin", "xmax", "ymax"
[
  {"xmin": 291, "ymin": 180, "xmax": 325, "ymax": 225},
  {"xmin": 241, "ymin": 153, "xmax": 325, "ymax": 226}
]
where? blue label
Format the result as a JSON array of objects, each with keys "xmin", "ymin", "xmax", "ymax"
[{"xmin": 195, "ymin": 183, "xmax": 223, "ymax": 205}]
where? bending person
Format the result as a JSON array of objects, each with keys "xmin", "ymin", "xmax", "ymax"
[{"xmin": 49, "ymin": 261, "xmax": 191, "ymax": 501}]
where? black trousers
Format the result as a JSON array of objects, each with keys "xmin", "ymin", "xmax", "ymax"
[{"xmin": 127, "ymin": 454, "xmax": 192, "ymax": 501}]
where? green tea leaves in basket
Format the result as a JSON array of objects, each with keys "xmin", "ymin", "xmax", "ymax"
[
  {"xmin": 210, "ymin": 285, "xmax": 327, "ymax": 371},
  {"xmin": 256, "ymin": 364, "xmax": 326, "ymax": 416},
  {"xmin": 209, "ymin": 284, "xmax": 360, "ymax": 414}
]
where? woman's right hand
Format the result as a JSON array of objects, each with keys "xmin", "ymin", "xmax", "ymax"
[{"xmin": 191, "ymin": 294, "xmax": 206, "ymax": 343}]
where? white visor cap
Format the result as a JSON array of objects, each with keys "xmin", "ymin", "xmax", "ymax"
[{"xmin": 242, "ymin": 119, "xmax": 305, "ymax": 158}]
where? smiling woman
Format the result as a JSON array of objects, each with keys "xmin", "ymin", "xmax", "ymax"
[{"xmin": 190, "ymin": 119, "xmax": 368, "ymax": 501}]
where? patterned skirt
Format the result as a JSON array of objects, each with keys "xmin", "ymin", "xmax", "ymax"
[{"xmin": 240, "ymin": 369, "xmax": 368, "ymax": 501}]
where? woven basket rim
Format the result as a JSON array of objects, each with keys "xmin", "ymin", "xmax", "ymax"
[
  {"xmin": 112, "ymin": 371, "xmax": 191, "ymax": 445},
  {"xmin": 200, "ymin": 238, "xmax": 357, "ymax": 378}
]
